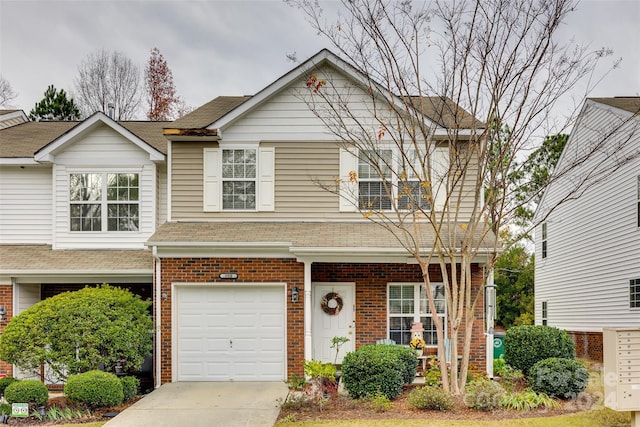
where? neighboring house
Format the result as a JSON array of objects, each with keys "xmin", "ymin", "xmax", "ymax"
[
  {"xmin": 148, "ymin": 49, "xmax": 492, "ymax": 384},
  {"xmin": 0, "ymin": 109, "xmax": 28, "ymax": 129},
  {"xmin": 1, "ymin": 49, "xmax": 493, "ymax": 387},
  {"xmin": 534, "ymin": 97, "xmax": 640, "ymax": 361},
  {"xmin": 0, "ymin": 113, "xmax": 169, "ymax": 385}
]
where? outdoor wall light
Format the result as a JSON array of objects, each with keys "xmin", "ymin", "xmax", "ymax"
[
  {"xmin": 291, "ymin": 286, "xmax": 299, "ymax": 303},
  {"xmin": 0, "ymin": 306, "xmax": 6, "ymax": 321}
]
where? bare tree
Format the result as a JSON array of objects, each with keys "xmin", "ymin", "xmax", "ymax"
[
  {"xmin": 74, "ymin": 50, "xmax": 141, "ymax": 120},
  {"xmin": 145, "ymin": 47, "xmax": 179, "ymax": 121},
  {"xmin": 288, "ymin": 0, "xmax": 635, "ymax": 394},
  {"xmin": 0, "ymin": 75, "xmax": 18, "ymax": 107}
]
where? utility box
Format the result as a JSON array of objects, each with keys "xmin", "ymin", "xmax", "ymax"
[{"xmin": 603, "ymin": 328, "xmax": 640, "ymax": 412}]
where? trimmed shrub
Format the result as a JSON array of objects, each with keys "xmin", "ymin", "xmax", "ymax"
[
  {"xmin": 119, "ymin": 376, "xmax": 140, "ymax": 402},
  {"xmin": 0, "ymin": 377, "xmax": 18, "ymax": 397},
  {"xmin": 341, "ymin": 345, "xmax": 405, "ymax": 399},
  {"xmin": 357, "ymin": 344, "xmax": 418, "ymax": 384},
  {"xmin": 463, "ymin": 377, "xmax": 506, "ymax": 410},
  {"xmin": 504, "ymin": 325, "xmax": 575, "ymax": 374},
  {"xmin": 408, "ymin": 385, "xmax": 455, "ymax": 411},
  {"xmin": 528, "ymin": 357, "xmax": 589, "ymax": 399},
  {"xmin": 4, "ymin": 380, "xmax": 49, "ymax": 406},
  {"xmin": 64, "ymin": 370, "xmax": 124, "ymax": 408}
]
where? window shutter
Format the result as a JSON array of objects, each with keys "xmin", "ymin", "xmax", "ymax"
[
  {"xmin": 203, "ymin": 148, "xmax": 220, "ymax": 212},
  {"xmin": 432, "ymin": 146, "xmax": 449, "ymax": 211},
  {"xmin": 339, "ymin": 148, "xmax": 359, "ymax": 212},
  {"xmin": 258, "ymin": 147, "xmax": 275, "ymax": 211}
]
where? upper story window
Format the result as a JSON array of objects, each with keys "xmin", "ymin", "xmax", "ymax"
[
  {"xmin": 203, "ymin": 146, "xmax": 275, "ymax": 212},
  {"xmin": 357, "ymin": 149, "xmax": 432, "ymax": 212},
  {"xmin": 541, "ymin": 301, "xmax": 548, "ymax": 325},
  {"xmin": 69, "ymin": 173, "xmax": 139, "ymax": 232},
  {"xmin": 222, "ymin": 149, "xmax": 256, "ymax": 210},
  {"xmin": 631, "ymin": 278, "xmax": 640, "ymax": 309},
  {"xmin": 541, "ymin": 222, "xmax": 548, "ymax": 258},
  {"xmin": 388, "ymin": 283, "xmax": 446, "ymax": 346}
]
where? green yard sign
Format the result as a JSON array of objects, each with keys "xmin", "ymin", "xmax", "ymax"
[{"xmin": 11, "ymin": 403, "xmax": 29, "ymax": 417}]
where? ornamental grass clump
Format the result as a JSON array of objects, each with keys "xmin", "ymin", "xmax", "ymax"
[{"xmin": 408, "ymin": 385, "xmax": 455, "ymax": 411}]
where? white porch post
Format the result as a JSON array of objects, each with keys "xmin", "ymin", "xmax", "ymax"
[{"xmin": 304, "ymin": 260, "xmax": 313, "ymax": 362}]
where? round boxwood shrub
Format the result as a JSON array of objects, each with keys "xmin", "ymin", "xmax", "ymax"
[
  {"xmin": 341, "ymin": 345, "xmax": 406, "ymax": 400},
  {"xmin": 408, "ymin": 385, "xmax": 455, "ymax": 411},
  {"xmin": 4, "ymin": 379, "xmax": 48, "ymax": 406},
  {"xmin": 504, "ymin": 325, "xmax": 575, "ymax": 375},
  {"xmin": 0, "ymin": 377, "xmax": 18, "ymax": 398},
  {"xmin": 119, "ymin": 376, "xmax": 140, "ymax": 402},
  {"xmin": 356, "ymin": 344, "xmax": 418, "ymax": 384},
  {"xmin": 528, "ymin": 357, "xmax": 589, "ymax": 399},
  {"xmin": 65, "ymin": 370, "xmax": 124, "ymax": 408}
]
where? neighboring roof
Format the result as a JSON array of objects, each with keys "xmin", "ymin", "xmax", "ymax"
[
  {"xmin": 409, "ymin": 97, "xmax": 484, "ymax": 129},
  {"xmin": 0, "ymin": 110, "xmax": 29, "ymax": 130},
  {"xmin": 0, "ymin": 245, "xmax": 153, "ymax": 273},
  {"xmin": 170, "ymin": 96, "xmax": 251, "ymax": 129},
  {"xmin": 589, "ymin": 97, "xmax": 640, "ymax": 115},
  {"xmin": 0, "ymin": 119, "xmax": 169, "ymax": 158},
  {"xmin": 147, "ymin": 221, "xmax": 496, "ymax": 252}
]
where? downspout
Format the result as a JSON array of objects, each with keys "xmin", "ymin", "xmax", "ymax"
[
  {"xmin": 304, "ymin": 261, "xmax": 312, "ymax": 362},
  {"xmin": 152, "ymin": 245, "xmax": 162, "ymax": 388},
  {"xmin": 485, "ymin": 267, "xmax": 496, "ymax": 378}
]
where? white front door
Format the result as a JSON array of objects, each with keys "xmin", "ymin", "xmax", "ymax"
[{"xmin": 312, "ymin": 282, "xmax": 355, "ymax": 364}]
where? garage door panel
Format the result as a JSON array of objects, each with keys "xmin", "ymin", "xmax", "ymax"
[{"xmin": 176, "ymin": 286, "xmax": 285, "ymax": 382}]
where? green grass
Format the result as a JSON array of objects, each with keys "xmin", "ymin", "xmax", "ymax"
[{"xmin": 276, "ymin": 409, "xmax": 621, "ymax": 426}]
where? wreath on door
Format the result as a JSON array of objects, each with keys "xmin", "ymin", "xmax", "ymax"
[{"xmin": 321, "ymin": 292, "xmax": 344, "ymax": 315}]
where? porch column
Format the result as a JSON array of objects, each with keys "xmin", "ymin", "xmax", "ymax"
[{"xmin": 304, "ymin": 260, "xmax": 312, "ymax": 361}]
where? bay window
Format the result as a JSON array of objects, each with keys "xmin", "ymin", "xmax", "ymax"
[{"xmin": 388, "ymin": 283, "xmax": 446, "ymax": 346}]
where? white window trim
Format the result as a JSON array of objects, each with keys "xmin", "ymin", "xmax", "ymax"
[
  {"xmin": 541, "ymin": 300, "xmax": 548, "ymax": 325},
  {"xmin": 630, "ymin": 278, "xmax": 640, "ymax": 310},
  {"xmin": 339, "ymin": 145, "xmax": 448, "ymax": 213},
  {"xmin": 203, "ymin": 144, "xmax": 275, "ymax": 213},
  {"xmin": 387, "ymin": 282, "xmax": 446, "ymax": 348},
  {"xmin": 68, "ymin": 169, "xmax": 141, "ymax": 233},
  {"xmin": 541, "ymin": 222, "xmax": 548, "ymax": 259}
]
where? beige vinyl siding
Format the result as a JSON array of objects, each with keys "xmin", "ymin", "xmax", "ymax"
[
  {"xmin": 0, "ymin": 165, "xmax": 52, "ymax": 244},
  {"xmin": 449, "ymin": 147, "xmax": 480, "ymax": 221},
  {"xmin": 171, "ymin": 141, "xmax": 348, "ymax": 220},
  {"xmin": 157, "ymin": 165, "xmax": 167, "ymax": 225}
]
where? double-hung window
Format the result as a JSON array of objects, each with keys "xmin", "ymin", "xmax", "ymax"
[
  {"xmin": 631, "ymin": 279, "xmax": 640, "ymax": 309},
  {"xmin": 221, "ymin": 148, "xmax": 256, "ymax": 210},
  {"xmin": 358, "ymin": 150, "xmax": 392, "ymax": 210},
  {"xmin": 398, "ymin": 150, "xmax": 429, "ymax": 211},
  {"xmin": 541, "ymin": 223, "xmax": 548, "ymax": 258},
  {"xmin": 388, "ymin": 283, "xmax": 446, "ymax": 346},
  {"xmin": 69, "ymin": 173, "xmax": 139, "ymax": 232}
]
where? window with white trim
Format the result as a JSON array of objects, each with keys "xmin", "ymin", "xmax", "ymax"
[
  {"xmin": 388, "ymin": 283, "xmax": 446, "ymax": 346},
  {"xmin": 222, "ymin": 148, "xmax": 256, "ymax": 210},
  {"xmin": 631, "ymin": 279, "xmax": 640, "ymax": 309},
  {"xmin": 541, "ymin": 222, "xmax": 548, "ymax": 259},
  {"xmin": 541, "ymin": 301, "xmax": 548, "ymax": 325},
  {"xmin": 69, "ymin": 173, "xmax": 139, "ymax": 232}
]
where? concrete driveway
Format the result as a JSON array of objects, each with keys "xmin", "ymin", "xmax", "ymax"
[{"xmin": 104, "ymin": 382, "xmax": 289, "ymax": 427}]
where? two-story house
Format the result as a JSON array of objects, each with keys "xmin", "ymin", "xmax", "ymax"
[
  {"xmin": 0, "ymin": 113, "xmax": 169, "ymax": 383},
  {"xmin": 1, "ymin": 49, "xmax": 492, "ymax": 387},
  {"xmin": 534, "ymin": 97, "xmax": 640, "ymax": 361}
]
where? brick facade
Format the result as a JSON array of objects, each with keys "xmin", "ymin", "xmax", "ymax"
[
  {"xmin": 0, "ymin": 284, "xmax": 13, "ymax": 376},
  {"xmin": 567, "ymin": 330, "xmax": 603, "ymax": 362},
  {"xmin": 158, "ymin": 258, "xmax": 486, "ymax": 384}
]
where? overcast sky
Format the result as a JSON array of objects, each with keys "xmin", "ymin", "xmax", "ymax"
[{"xmin": 1, "ymin": 0, "xmax": 638, "ymax": 120}]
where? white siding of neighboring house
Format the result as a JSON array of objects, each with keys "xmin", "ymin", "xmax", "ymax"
[
  {"xmin": 52, "ymin": 124, "xmax": 158, "ymax": 249},
  {"xmin": 534, "ymin": 101, "xmax": 640, "ymax": 332},
  {"xmin": 0, "ymin": 165, "xmax": 52, "ymax": 244}
]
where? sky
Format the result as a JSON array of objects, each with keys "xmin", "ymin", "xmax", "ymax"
[{"xmin": 1, "ymin": 0, "xmax": 639, "ymax": 121}]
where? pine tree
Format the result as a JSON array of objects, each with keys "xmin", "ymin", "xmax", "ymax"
[{"xmin": 29, "ymin": 85, "xmax": 80, "ymax": 121}]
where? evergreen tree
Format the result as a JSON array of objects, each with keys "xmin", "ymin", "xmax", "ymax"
[{"xmin": 29, "ymin": 85, "xmax": 80, "ymax": 121}]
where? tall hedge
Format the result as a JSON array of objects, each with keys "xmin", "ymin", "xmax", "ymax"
[
  {"xmin": 0, "ymin": 285, "xmax": 152, "ymax": 380},
  {"xmin": 503, "ymin": 325, "xmax": 575, "ymax": 374}
]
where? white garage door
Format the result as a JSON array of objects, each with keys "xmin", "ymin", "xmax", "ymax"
[{"xmin": 176, "ymin": 285, "xmax": 286, "ymax": 381}]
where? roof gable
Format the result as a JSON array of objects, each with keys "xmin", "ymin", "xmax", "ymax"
[{"xmin": 33, "ymin": 112, "xmax": 165, "ymax": 163}]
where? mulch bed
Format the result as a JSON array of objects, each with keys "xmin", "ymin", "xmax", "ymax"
[{"xmin": 276, "ymin": 384, "xmax": 595, "ymax": 423}]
